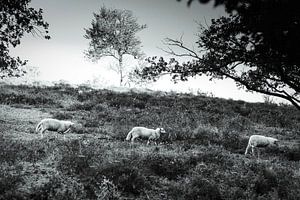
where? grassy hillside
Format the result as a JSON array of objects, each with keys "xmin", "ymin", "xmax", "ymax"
[{"xmin": 0, "ymin": 83, "xmax": 300, "ymax": 200}]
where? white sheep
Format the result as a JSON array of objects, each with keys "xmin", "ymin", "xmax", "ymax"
[
  {"xmin": 245, "ymin": 135, "xmax": 279, "ymax": 158},
  {"xmin": 35, "ymin": 118, "xmax": 75, "ymax": 139},
  {"xmin": 125, "ymin": 127, "xmax": 166, "ymax": 145}
]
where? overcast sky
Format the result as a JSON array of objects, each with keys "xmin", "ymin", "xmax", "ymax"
[{"xmin": 9, "ymin": 0, "xmax": 268, "ymax": 102}]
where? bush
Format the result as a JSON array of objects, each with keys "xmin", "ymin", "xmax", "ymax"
[
  {"xmin": 184, "ymin": 177, "xmax": 222, "ymax": 200},
  {"xmin": 52, "ymin": 111, "xmax": 73, "ymax": 120},
  {"xmin": 67, "ymin": 101, "xmax": 96, "ymax": 111},
  {"xmin": 222, "ymin": 130, "xmax": 248, "ymax": 152},
  {"xmin": 0, "ymin": 138, "xmax": 47, "ymax": 164},
  {"xmin": 0, "ymin": 93, "xmax": 55, "ymax": 106},
  {"xmin": 0, "ymin": 165, "xmax": 24, "ymax": 200},
  {"xmin": 99, "ymin": 163, "xmax": 149, "ymax": 196},
  {"xmin": 222, "ymin": 115, "xmax": 251, "ymax": 132},
  {"xmin": 93, "ymin": 177, "xmax": 120, "ymax": 200},
  {"xmin": 145, "ymin": 154, "xmax": 190, "ymax": 180},
  {"xmin": 29, "ymin": 174, "xmax": 86, "ymax": 200},
  {"xmin": 192, "ymin": 124, "xmax": 221, "ymax": 145},
  {"xmin": 282, "ymin": 146, "xmax": 300, "ymax": 161},
  {"xmin": 57, "ymin": 140, "xmax": 91, "ymax": 175}
]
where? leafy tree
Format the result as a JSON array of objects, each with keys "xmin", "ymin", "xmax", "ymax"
[
  {"xmin": 0, "ymin": 0, "xmax": 50, "ymax": 79},
  {"xmin": 178, "ymin": 0, "xmax": 300, "ymax": 65},
  {"xmin": 84, "ymin": 6, "xmax": 146, "ymax": 86},
  {"xmin": 137, "ymin": 0, "xmax": 300, "ymax": 110}
]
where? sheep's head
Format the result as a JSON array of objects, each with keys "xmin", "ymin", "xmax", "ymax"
[
  {"xmin": 159, "ymin": 128, "xmax": 166, "ymax": 134},
  {"xmin": 67, "ymin": 122, "xmax": 76, "ymax": 129}
]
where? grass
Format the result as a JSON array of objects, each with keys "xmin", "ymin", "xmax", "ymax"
[{"xmin": 0, "ymin": 83, "xmax": 300, "ymax": 199}]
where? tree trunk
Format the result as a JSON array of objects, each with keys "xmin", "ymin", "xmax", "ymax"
[{"xmin": 118, "ymin": 56, "xmax": 123, "ymax": 86}]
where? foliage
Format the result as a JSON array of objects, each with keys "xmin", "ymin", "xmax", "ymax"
[
  {"xmin": 0, "ymin": 0, "xmax": 50, "ymax": 78},
  {"xmin": 84, "ymin": 6, "xmax": 146, "ymax": 85},
  {"xmin": 145, "ymin": 153, "xmax": 191, "ymax": 180},
  {"xmin": 29, "ymin": 174, "xmax": 86, "ymax": 200},
  {"xmin": 138, "ymin": 0, "xmax": 300, "ymax": 110},
  {"xmin": 179, "ymin": 0, "xmax": 300, "ymax": 64},
  {"xmin": 0, "ymin": 164, "xmax": 24, "ymax": 200},
  {"xmin": 183, "ymin": 176, "xmax": 222, "ymax": 200},
  {"xmin": 51, "ymin": 111, "xmax": 73, "ymax": 120},
  {"xmin": 0, "ymin": 84, "xmax": 300, "ymax": 199}
]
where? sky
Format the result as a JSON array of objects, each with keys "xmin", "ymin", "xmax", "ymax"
[{"xmin": 8, "ymin": 0, "xmax": 269, "ymax": 103}]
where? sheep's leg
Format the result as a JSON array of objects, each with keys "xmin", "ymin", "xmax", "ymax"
[
  {"xmin": 245, "ymin": 144, "xmax": 250, "ymax": 155},
  {"xmin": 131, "ymin": 136, "xmax": 138, "ymax": 143},
  {"xmin": 63, "ymin": 128, "xmax": 70, "ymax": 134},
  {"xmin": 63, "ymin": 128, "xmax": 70, "ymax": 140},
  {"xmin": 40, "ymin": 129, "xmax": 46, "ymax": 139},
  {"xmin": 59, "ymin": 131, "xmax": 66, "ymax": 140},
  {"xmin": 148, "ymin": 136, "xmax": 156, "ymax": 145},
  {"xmin": 251, "ymin": 146, "xmax": 255, "ymax": 157}
]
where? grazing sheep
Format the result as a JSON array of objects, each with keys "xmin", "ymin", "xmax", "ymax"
[
  {"xmin": 245, "ymin": 135, "xmax": 279, "ymax": 158},
  {"xmin": 35, "ymin": 118, "xmax": 75, "ymax": 139},
  {"xmin": 126, "ymin": 127, "xmax": 166, "ymax": 145}
]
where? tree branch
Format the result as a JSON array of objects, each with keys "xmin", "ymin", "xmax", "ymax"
[{"xmin": 162, "ymin": 37, "xmax": 202, "ymax": 60}]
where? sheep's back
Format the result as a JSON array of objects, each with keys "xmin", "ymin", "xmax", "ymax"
[
  {"xmin": 132, "ymin": 127, "xmax": 154, "ymax": 137},
  {"xmin": 42, "ymin": 119, "xmax": 63, "ymax": 130},
  {"xmin": 250, "ymin": 135, "xmax": 274, "ymax": 147}
]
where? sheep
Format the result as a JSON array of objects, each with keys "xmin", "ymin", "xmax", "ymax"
[
  {"xmin": 245, "ymin": 135, "xmax": 279, "ymax": 158},
  {"xmin": 35, "ymin": 118, "xmax": 75, "ymax": 139},
  {"xmin": 125, "ymin": 127, "xmax": 166, "ymax": 145}
]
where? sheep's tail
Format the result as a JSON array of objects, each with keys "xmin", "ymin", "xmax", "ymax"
[
  {"xmin": 35, "ymin": 121, "xmax": 43, "ymax": 133},
  {"xmin": 126, "ymin": 130, "xmax": 133, "ymax": 141}
]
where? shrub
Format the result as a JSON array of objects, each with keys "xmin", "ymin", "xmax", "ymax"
[
  {"xmin": 57, "ymin": 140, "xmax": 91, "ymax": 175},
  {"xmin": 29, "ymin": 174, "xmax": 86, "ymax": 200},
  {"xmin": 184, "ymin": 177, "xmax": 222, "ymax": 200},
  {"xmin": 0, "ymin": 165, "xmax": 24, "ymax": 199},
  {"xmin": 0, "ymin": 138, "xmax": 47, "ymax": 164},
  {"xmin": 0, "ymin": 93, "xmax": 55, "ymax": 106},
  {"xmin": 93, "ymin": 177, "xmax": 120, "ymax": 200},
  {"xmin": 222, "ymin": 130, "xmax": 248, "ymax": 152},
  {"xmin": 99, "ymin": 163, "xmax": 149, "ymax": 196},
  {"xmin": 253, "ymin": 167, "xmax": 278, "ymax": 196},
  {"xmin": 192, "ymin": 124, "xmax": 221, "ymax": 145},
  {"xmin": 83, "ymin": 118, "xmax": 100, "ymax": 128},
  {"xmin": 67, "ymin": 101, "xmax": 95, "ymax": 111},
  {"xmin": 145, "ymin": 154, "xmax": 189, "ymax": 180},
  {"xmin": 222, "ymin": 115, "xmax": 251, "ymax": 132},
  {"xmin": 51, "ymin": 111, "xmax": 73, "ymax": 120},
  {"xmin": 282, "ymin": 146, "xmax": 300, "ymax": 161}
]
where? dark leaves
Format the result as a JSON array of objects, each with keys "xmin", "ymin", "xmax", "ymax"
[
  {"xmin": 0, "ymin": 0, "xmax": 50, "ymax": 79},
  {"xmin": 136, "ymin": 1, "xmax": 300, "ymax": 109}
]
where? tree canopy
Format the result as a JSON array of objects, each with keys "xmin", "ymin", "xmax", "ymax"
[
  {"xmin": 137, "ymin": 0, "xmax": 300, "ymax": 110},
  {"xmin": 84, "ymin": 6, "xmax": 146, "ymax": 86},
  {"xmin": 0, "ymin": 0, "xmax": 50, "ymax": 79}
]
